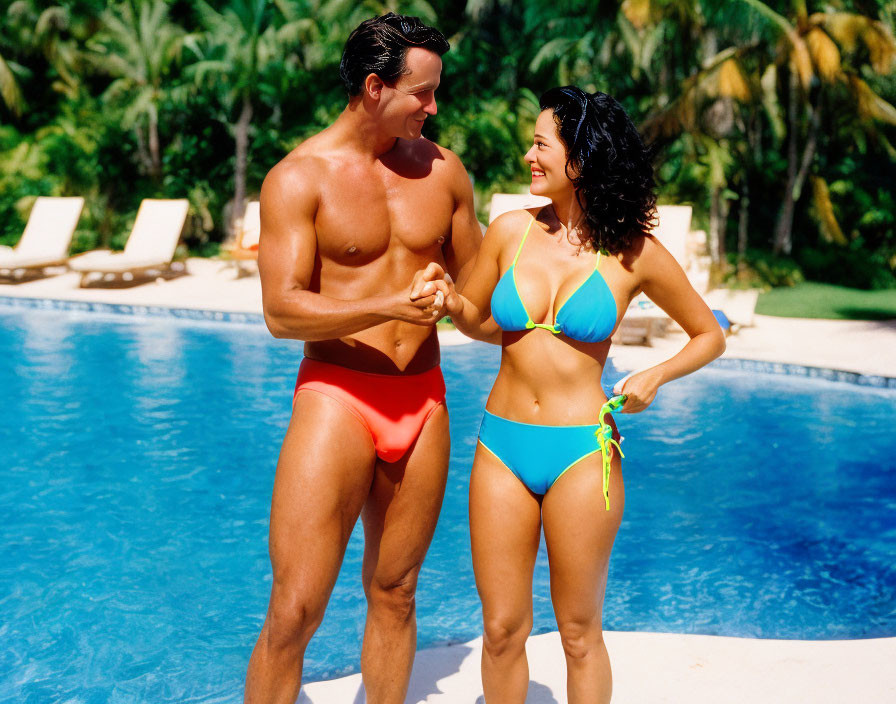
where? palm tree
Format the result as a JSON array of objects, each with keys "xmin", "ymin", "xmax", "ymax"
[
  {"xmin": 738, "ymin": 0, "xmax": 896, "ymax": 254},
  {"xmin": 87, "ymin": 0, "xmax": 187, "ymax": 180},
  {"xmin": 2, "ymin": 1, "xmax": 86, "ymax": 117},
  {"xmin": 189, "ymin": 0, "xmax": 324, "ymax": 237}
]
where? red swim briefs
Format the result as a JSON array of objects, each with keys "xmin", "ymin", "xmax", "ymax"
[{"xmin": 293, "ymin": 358, "xmax": 446, "ymax": 464}]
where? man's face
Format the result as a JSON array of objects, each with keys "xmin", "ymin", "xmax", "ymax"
[{"xmin": 380, "ymin": 47, "xmax": 441, "ymax": 139}]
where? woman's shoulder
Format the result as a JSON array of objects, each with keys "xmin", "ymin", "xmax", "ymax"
[
  {"xmin": 619, "ymin": 233, "xmax": 665, "ymax": 264},
  {"xmin": 483, "ymin": 208, "xmax": 539, "ymax": 248}
]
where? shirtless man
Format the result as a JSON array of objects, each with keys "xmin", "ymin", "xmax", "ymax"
[{"xmin": 243, "ymin": 14, "xmax": 481, "ymax": 704}]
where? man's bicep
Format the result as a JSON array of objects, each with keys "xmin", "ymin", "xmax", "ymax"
[
  {"xmin": 444, "ymin": 163, "xmax": 483, "ymax": 284},
  {"xmin": 257, "ymin": 168, "xmax": 318, "ymax": 300}
]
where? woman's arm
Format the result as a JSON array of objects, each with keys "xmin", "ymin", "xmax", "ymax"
[
  {"xmin": 617, "ymin": 235, "xmax": 726, "ymax": 412},
  {"xmin": 413, "ymin": 212, "xmax": 524, "ymax": 344}
]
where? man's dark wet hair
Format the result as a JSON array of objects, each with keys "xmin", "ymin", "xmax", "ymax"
[{"xmin": 339, "ymin": 13, "xmax": 450, "ymax": 97}]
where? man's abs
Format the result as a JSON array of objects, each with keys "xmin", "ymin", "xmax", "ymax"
[{"xmin": 304, "ymin": 322, "xmax": 440, "ymax": 375}]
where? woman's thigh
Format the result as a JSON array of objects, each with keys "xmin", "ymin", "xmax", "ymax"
[
  {"xmin": 469, "ymin": 443, "xmax": 543, "ymax": 623},
  {"xmin": 541, "ymin": 453, "xmax": 624, "ymax": 624}
]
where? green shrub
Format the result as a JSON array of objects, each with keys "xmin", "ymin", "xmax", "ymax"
[
  {"xmin": 727, "ymin": 249, "xmax": 805, "ymax": 288},
  {"xmin": 797, "ymin": 244, "xmax": 896, "ymax": 291}
]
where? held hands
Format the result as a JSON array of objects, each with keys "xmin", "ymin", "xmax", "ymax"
[
  {"xmin": 409, "ymin": 262, "xmax": 463, "ymax": 319},
  {"xmin": 613, "ymin": 366, "xmax": 665, "ymax": 413}
]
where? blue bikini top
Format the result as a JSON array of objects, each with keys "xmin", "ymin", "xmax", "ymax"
[{"xmin": 491, "ymin": 216, "xmax": 619, "ymax": 343}]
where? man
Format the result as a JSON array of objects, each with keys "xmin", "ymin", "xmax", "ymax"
[{"xmin": 244, "ymin": 13, "xmax": 480, "ymax": 704}]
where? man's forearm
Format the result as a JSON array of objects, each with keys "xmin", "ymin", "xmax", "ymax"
[{"xmin": 263, "ymin": 289, "xmax": 394, "ymax": 341}]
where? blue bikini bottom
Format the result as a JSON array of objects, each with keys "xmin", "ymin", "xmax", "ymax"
[{"xmin": 477, "ymin": 410, "xmax": 621, "ymax": 499}]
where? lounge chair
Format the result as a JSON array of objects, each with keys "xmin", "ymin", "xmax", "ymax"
[
  {"xmin": 612, "ymin": 205, "xmax": 696, "ymax": 345},
  {"xmin": 488, "ymin": 193, "xmax": 551, "ymax": 224},
  {"xmin": 652, "ymin": 205, "xmax": 692, "ymax": 270},
  {"xmin": 69, "ymin": 198, "xmax": 189, "ymax": 286},
  {"xmin": 221, "ymin": 201, "xmax": 260, "ymax": 277},
  {"xmin": 0, "ymin": 196, "xmax": 84, "ymax": 278},
  {"xmin": 703, "ymin": 288, "xmax": 760, "ymax": 330}
]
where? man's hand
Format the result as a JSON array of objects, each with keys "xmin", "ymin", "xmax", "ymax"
[{"xmin": 410, "ymin": 262, "xmax": 463, "ymax": 315}]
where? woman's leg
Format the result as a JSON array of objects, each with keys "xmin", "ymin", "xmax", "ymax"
[
  {"xmin": 470, "ymin": 443, "xmax": 543, "ymax": 704},
  {"xmin": 541, "ymin": 452, "xmax": 624, "ymax": 704}
]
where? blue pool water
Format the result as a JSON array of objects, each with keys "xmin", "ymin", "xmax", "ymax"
[{"xmin": 1, "ymin": 306, "xmax": 895, "ymax": 702}]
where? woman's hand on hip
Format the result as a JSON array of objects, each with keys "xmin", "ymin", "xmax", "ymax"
[{"xmin": 613, "ymin": 367, "xmax": 665, "ymax": 413}]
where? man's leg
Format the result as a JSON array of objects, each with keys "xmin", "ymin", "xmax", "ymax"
[
  {"xmin": 244, "ymin": 391, "xmax": 377, "ymax": 704},
  {"xmin": 359, "ymin": 404, "xmax": 451, "ymax": 704}
]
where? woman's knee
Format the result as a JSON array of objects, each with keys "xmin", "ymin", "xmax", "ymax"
[
  {"xmin": 482, "ymin": 612, "xmax": 532, "ymax": 658},
  {"xmin": 557, "ymin": 617, "xmax": 603, "ymax": 661}
]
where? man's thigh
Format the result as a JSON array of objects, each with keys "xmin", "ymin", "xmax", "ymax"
[
  {"xmin": 361, "ymin": 403, "xmax": 451, "ymax": 588},
  {"xmin": 268, "ymin": 390, "xmax": 377, "ymax": 595}
]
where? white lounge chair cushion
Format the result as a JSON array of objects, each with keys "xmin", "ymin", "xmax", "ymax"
[
  {"xmin": 651, "ymin": 205, "xmax": 692, "ymax": 270},
  {"xmin": 70, "ymin": 199, "xmax": 189, "ymax": 275},
  {"xmin": 0, "ymin": 196, "xmax": 84, "ymax": 271},
  {"xmin": 238, "ymin": 201, "xmax": 260, "ymax": 249},
  {"xmin": 69, "ymin": 250, "xmax": 174, "ymax": 273},
  {"xmin": 0, "ymin": 251, "xmax": 69, "ymax": 269}
]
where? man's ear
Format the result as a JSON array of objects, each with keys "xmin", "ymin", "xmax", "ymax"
[{"xmin": 364, "ymin": 73, "xmax": 385, "ymax": 100}]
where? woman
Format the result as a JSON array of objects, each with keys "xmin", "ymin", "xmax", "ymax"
[{"xmin": 417, "ymin": 86, "xmax": 725, "ymax": 702}]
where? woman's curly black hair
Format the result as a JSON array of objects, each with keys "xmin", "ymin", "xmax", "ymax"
[{"xmin": 539, "ymin": 86, "xmax": 657, "ymax": 255}]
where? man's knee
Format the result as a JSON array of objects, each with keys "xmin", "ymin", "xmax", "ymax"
[
  {"xmin": 557, "ymin": 617, "xmax": 603, "ymax": 661},
  {"xmin": 366, "ymin": 572, "xmax": 420, "ymax": 623},
  {"xmin": 265, "ymin": 583, "xmax": 328, "ymax": 650},
  {"xmin": 482, "ymin": 612, "xmax": 531, "ymax": 659}
]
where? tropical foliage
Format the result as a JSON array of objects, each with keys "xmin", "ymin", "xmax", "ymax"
[{"xmin": 1, "ymin": 0, "xmax": 894, "ymax": 287}]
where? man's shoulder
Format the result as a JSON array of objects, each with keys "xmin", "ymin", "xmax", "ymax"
[
  {"xmin": 401, "ymin": 138, "xmax": 469, "ymax": 189},
  {"xmin": 262, "ymin": 140, "xmax": 336, "ymax": 200},
  {"xmin": 422, "ymin": 138, "xmax": 465, "ymax": 171}
]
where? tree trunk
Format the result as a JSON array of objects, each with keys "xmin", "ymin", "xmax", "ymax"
[
  {"xmin": 148, "ymin": 104, "xmax": 161, "ymax": 181},
  {"xmin": 773, "ymin": 68, "xmax": 800, "ymax": 255},
  {"xmin": 710, "ymin": 185, "xmax": 730, "ymax": 277},
  {"xmin": 773, "ymin": 78, "xmax": 821, "ymax": 256},
  {"xmin": 737, "ymin": 178, "xmax": 750, "ymax": 274},
  {"xmin": 792, "ymin": 101, "xmax": 820, "ymax": 207},
  {"xmin": 230, "ymin": 94, "xmax": 253, "ymax": 243},
  {"xmin": 135, "ymin": 125, "xmax": 153, "ymax": 176}
]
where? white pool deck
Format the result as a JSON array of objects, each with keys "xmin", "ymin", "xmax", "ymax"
[{"xmin": 3, "ymin": 259, "xmax": 895, "ymax": 702}]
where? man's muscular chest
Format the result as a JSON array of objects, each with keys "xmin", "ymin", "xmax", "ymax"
[{"xmin": 313, "ymin": 161, "xmax": 454, "ymax": 263}]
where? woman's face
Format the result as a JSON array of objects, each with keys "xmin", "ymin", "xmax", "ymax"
[{"xmin": 524, "ymin": 109, "xmax": 574, "ymax": 198}]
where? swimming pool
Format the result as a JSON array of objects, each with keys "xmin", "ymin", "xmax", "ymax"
[{"xmin": 2, "ymin": 304, "xmax": 895, "ymax": 702}]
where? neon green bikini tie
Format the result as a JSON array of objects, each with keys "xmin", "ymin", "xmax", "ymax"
[{"xmin": 595, "ymin": 394, "xmax": 626, "ymax": 510}]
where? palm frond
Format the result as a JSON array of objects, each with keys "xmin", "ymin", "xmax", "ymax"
[
  {"xmin": 815, "ymin": 12, "xmax": 896, "ymax": 74},
  {"xmin": 810, "ymin": 176, "xmax": 847, "ymax": 245},
  {"xmin": 529, "ymin": 37, "xmax": 577, "ymax": 73},
  {"xmin": 621, "ymin": 0, "xmax": 652, "ymax": 30},
  {"xmin": 35, "ymin": 6, "xmax": 69, "ymax": 39},
  {"xmin": 847, "ymin": 74, "xmax": 896, "ymax": 126},
  {"xmin": 806, "ymin": 27, "xmax": 840, "ymax": 82},
  {"xmin": 788, "ymin": 29, "xmax": 814, "ymax": 90},
  {"xmin": 0, "ymin": 54, "xmax": 25, "ymax": 117},
  {"xmin": 718, "ymin": 58, "xmax": 751, "ymax": 101},
  {"xmin": 760, "ymin": 64, "xmax": 786, "ymax": 140}
]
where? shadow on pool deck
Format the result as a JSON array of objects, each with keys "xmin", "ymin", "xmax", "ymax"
[
  {"xmin": 405, "ymin": 642, "xmax": 474, "ymax": 702},
  {"xmin": 475, "ymin": 681, "xmax": 559, "ymax": 704},
  {"xmin": 298, "ymin": 642, "xmax": 476, "ymax": 703}
]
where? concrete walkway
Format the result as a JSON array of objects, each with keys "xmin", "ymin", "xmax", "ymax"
[
  {"xmin": 2, "ymin": 258, "xmax": 894, "ymax": 376},
  {"xmin": 3, "ymin": 260, "xmax": 895, "ymax": 703},
  {"xmin": 302, "ymin": 632, "xmax": 896, "ymax": 703}
]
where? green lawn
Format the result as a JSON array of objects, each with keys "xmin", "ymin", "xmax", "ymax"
[{"xmin": 756, "ymin": 282, "xmax": 896, "ymax": 320}]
